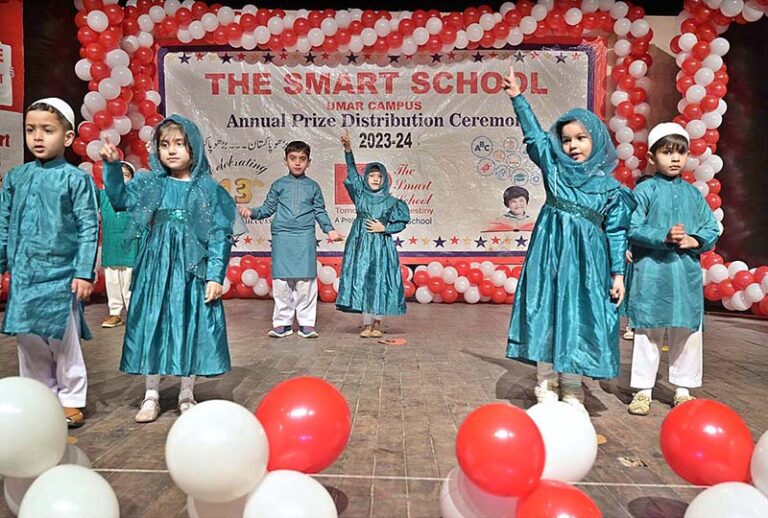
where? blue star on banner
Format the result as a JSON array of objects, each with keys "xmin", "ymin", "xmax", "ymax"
[
  {"xmin": 346, "ymin": 52, "xmax": 358, "ymax": 64},
  {"xmin": 262, "ymin": 52, "xmax": 275, "ymax": 63},
  {"xmin": 516, "ymin": 236, "xmax": 528, "ymax": 247},
  {"xmin": 433, "ymin": 236, "xmax": 446, "ymax": 248},
  {"xmin": 512, "ymin": 51, "xmax": 525, "ymax": 62},
  {"xmin": 472, "ymin": 52, "xmax": 484, "ymax": 62},
  {"xmin": 179, "ymin": 53, "xmax": 191, "ymax": 64},
  {"xmin": 304, "ymin": 52, "xmax": 316, "ymax": 64},
  {"xmin": 316, "ymin": 239, "xmax": 322, "ymax": 247},
  {"xmin": 431, "ymin": 53, "xmax": 442, "ymax": 63},
  {"xmin": 388, "ymin": 55, "xmax": 400, "ymax": 64},
  {"xmin": 393, "ymin": 236, "xmax": 404, "ymax": 247},
  {"xmin": 220, "ymin": 53, "xmax": 232, "ymax": 63},
  {"xmin": 475, "ymin": 236, "xmax": 487, "ymax": 248},
  {"xmin": 555, "ymin": 53, "xmax": 567, "ymax": 63}
]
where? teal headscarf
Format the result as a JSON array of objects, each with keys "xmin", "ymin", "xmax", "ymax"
[{"xmin": 547, "ymin": 108, "xmax": 619, "ymax": 191}]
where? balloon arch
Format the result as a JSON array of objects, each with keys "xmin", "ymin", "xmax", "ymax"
[{"xmin": 66, "ymin": 0, "xmax": 768, "ymax": 313}]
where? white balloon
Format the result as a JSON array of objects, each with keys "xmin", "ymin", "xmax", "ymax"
[
  {"xmin": 128, "ymin": 111, "xmax": 145, "ymax": 130},
  {"xmin": 635, "ymin": 102, "xmax": 651, "ymax": 117},
  {"xmin": 684, "ymin": 482, "xmax": 768, "ymax": 518},
  {"xmin": 464, "ymin": 286, "xmax": 481, "ymax": 304},
  {"xmin": 706, "ymin": 154, "xmax": 724, "ymax": 173},
  {"xmin": 565, "ymin": 8, "xmax": 583, "ymax": 25},
  {"xmin": 686, "ymin": 85, "xmax": 707, "ymax": 103},
  {"xmin": 222, "ymin": 277, "xmax": 231, "ymax": 295},
  {"xmin": 86, "ymin": 140, "xmax": 105, "ymax": 162},
  {"xmin": 188, "ymin": 493, "xmax": 249, "ymax": 518},
  {"xmin": 478, "ymin": 261, "xmax": 493, "ymax": 278},
  {"xmin": 189, "ymin": 20, "xmax": 205, "ymax": 40},
  {"xmin": 613, "ymin": 18, "xmax": 630, "ymax": 36},
  {"xmin": 255, "ymin": 26, "xmax": 271, "ymax": 45},
  {"xmin": 628, "ymin": 60, "xmax": 647, "ymax": 78},
  {"xmin": 138, "ymin": 30, "xmax": 154, "ymax": 48},
  {"xmin": 105, "ymin": 49, "xmax": 130, "ymax": 69},
  {"xmin": 491, "ymin": 270, "xmax": 507, "ymax": 287},
  {"xmin": 706, "ymin": 0, "xmax": 724, "ymax": 7},
  {"xmin": 79, "ymin": 162, "xmax": 94, "ymax": 174},
  {"xmin": 454, "ymin": 276, "xmax": 470, "ymax": 294},
  {"xmin": 614, "ymin": 39, "xmax": 631, "ymax": 57},
  {"xmin": 335, "ymin": 10, "xmax": 351, "ymax": 29},
  {"xmin": 100, "ymin": 129, "xmax": 120, "ymax": 147},
  {"xmin": 297, "ymin": 37, "xmax": 313, "ymax": 53},
  {"xmin": 86, "ymin": 10, "xmax": 109, "ymax": 32},
  {"xmin": 742, "ymin": 1, "xmax": 764, "ymax": 21},
  {"xmin": 321, "ymin": 17, "xmax": 338, "ymax": 37},
  {"xmin": 413, "ymin": 26, "xmax": 431, "ymax": 45},
  {"xmin": 241, "ymin": 269, "xmax": 259, "ymax": 287},
  {"xmin": 710, "ymin": 37, "xmax": 730, "ymax": 56},
  {"xmin": 479, "ymin": 13, "xmax": 496, "ymax": 30},
  {"xmin": 694, "ymin": 67, "xmax": 715, "ymax": 86},
  {"xmin": 373, "ymin": 18, "xmax": 390, "ymax": 37},
  {"xmin": 615, "ymin": 126, "xmax": 634, "ymax": 144},
  {"xmin": 426, "ymin": 16, "xmax": 444, "ymax": 34},
  {"xmin": 74, "ymin": 59, "xmax": 93, "ymax": 81},
  {"xmin": 111, "ymin": 66, "xmax": 133, "ymax": 87},
  {"xmin": 745, "ymin": 283, "xmax": 765, "ymax": 304},
  {"xmin": 440, "ymin": 466, "xmax": 518, "ymax": 518},
  {"xmin": 702, "ymin": 111, "xmax": 722, "ymax": 129},
  {"xmin": 145, "ymin": 90, "xmax": 161, "ymax": 106},
  {"xmin": 730, "ymin": 291, "xmax": 750, "ymax": 311},
  {"xmin": 267, "ymin": 16, "xmax": 284, "ymax": 35},
  {"xmin": 679, "ymin": 33, "xmax": 698, "ymax": 52},
  {"xmin": 713, "ymin": 207, "xmax": 724, "ymax": 222},
  {"xmin": 610, "ymin": 1, "xmax": 630, "ymax": 19},
  {"xmin": 702, "ymin": 54, "xmax": 724, "ymax": 71},
  {"xmin": 625, "ymin": 156, "xmax": 640, "ymax": 170},
  {"xmin": 138, "ymin": 14, "xmax": 155, "ymax": 33},
  {"xmin": 401, "ymin": 37, "xmax": 418, "ymax": 55},
  {"xmin": 427, "ymin": 261, "xmax": 444, "ymax": 277},
  {"xmin": 753, "ymin": 430, "xmax": 768, "ymax": 497},
  {"xmin": 318, "ymin": 265, "xmax": 338, "ymax": 285},
  {"xmin": 121, "ymin": 35, "xmax": 140, "ymax": 54},
  {"xmin": 84, "ymin": 91, "xmax": 106, "ymax": 113},
  {"xmin": 694, "ymin": 165, "xmax": 714, "ymax": 182},
  {"xmin": 243, "ymin": 470, "xmax": 337, "ymax": 518},
  {"xmin": 504, "ymin": 277, "xmax": 518, "ymax": 295},
  {"xmin": 686, "ymin": 120, "xmax": 707, "ymax": 140},
  {"xmin": 527, "ymin": 402, "xmax": 597, "ymax": 481},
  {"xmin": 582, "ymin": 0, "xmax": 600, "ymax": 12},
  {"xmin": 415, "ymin": 286, "xmax": 433, "ymax": 304},
  {"xmin": 18, "ymin": 465, "xmax": 118, "ymax": 518},
  {"xmin": 610, "ymin": 90, "xmax": 629, "ymax": 107},
  {"xmin": 139, "ymin": 125, "xmax": 154, "ymax": 143},
  {"xmin": 728, "ymin": 261, "xmax": 749, "ymax": 276},
  {"xmin": 616, "ymin": 142, "xmax": 634, "ymax": 160},
  {"xmin": 149, "ymin": 5, "xmax": 166, "ymax": 22},
  {"xmin": 217, "ymin": 6, "xmax": 236, "ymax": 25},
  {"xmin": 166, "ymin": 400, "xmax": 269, "ymax": 503},
  {"xmin": 253, "ymin": 279, "xmax": 270, "ymax": 297},
  {"xmin": 441, "ymin": 266, "xmax": 459, "ymax": 284},
  {"xmin": 520, "ymin": 16, "xmax": 538, "ymax": 35},
  {"xmin": 609, "ymin": 116, "xmax": 627, "ymax": 132},
  {"xmin": 531, "ymin": 4, "xmax": 548, "ymax": 21},
  {"xmin": 416, "ymin": 265, "xmax": 428, "ymax": 272},
  {"xmin": 98, "ymin": 78, "xmax": 120, "ymax": 100},
  {"xmin": 707, "ymin": 264, "xmax": 729, "ymax": 283},
  {"xmin": 201, "ymin": 13, "xmax": 219, "ymax": 32},
  {"xmin": 630, "ymin": 19, "xmax": 650, "ymax": 37},
  {"xmin": 507, "ymin": 28, "xmax": 524, "ymax": 46},
  {"xmin": 720, "ymin": 0, "xmax": 745, "ymax": 17},
  {"xmin": 333, "ymin": 278, "xmax": 340, "ymax": 292},
  {"xmin": 717, "ymin": 98, "xmax": 728, "ymax": 115},
  {"xmin": 177, "ymin": 29, "xmax": 193, "ymax": 44},
  {"xmin": 164, "ymin": 0, "xmax": 181, "ymax": 16}
]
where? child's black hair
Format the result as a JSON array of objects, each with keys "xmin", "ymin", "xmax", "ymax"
[
  {"xmin": 285, "ymin": 140, "xmax": 311, "ymax": 158},
  {"xmin": 650, "ymin": 134, "xmax": 689, "ymax": 155},
  {"xmin": 504, "ymin": 185, "xmax": 530, "ymax": 206},
  {"xmin": 154, "ymin": 120, "xmax": 193, "ymax": 163}
]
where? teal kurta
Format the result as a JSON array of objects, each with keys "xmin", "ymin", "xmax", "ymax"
[
  {"xmin": 104, "ymin": 115, "xmax": 238, "ymax": 377},
  {"xmin": 336, "ymin": 151, "xmax": 410, "ymax": 316},
  {"xmin": 0, "ymin": 157, "xmax": 98, "ymax": 340},
  {"xmin": 99, "ymin": 190, "xmax": 138, "ymax": 267},
  {"xmin": 506, "ymin": 96, "xmax": 635, "ymax": 379},
  {"xmin": 627, "ymin": 173, "xmax": 719, "ymax": 330},
  {"xmin": 250, "ymin": 174, "xmax": 334, "ymax": 279}
]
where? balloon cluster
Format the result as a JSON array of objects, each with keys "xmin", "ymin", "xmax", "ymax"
[
  {"xmin": 71, "ymin": 0, "xmax": 655, "ymax": 189},
  {"xmin": 407, "ymin": 260, "xmax": 520, "ymax": 305},
  {"xmin": 442, "ymin": 402, "xmax": 602, "ymax": 517},
  {"xmin": 701, "ymin": 251, "xmax": 768, "ymax": 315},
  {"xmin": 167, "ymin": 376, "xmax": 349, "ymax": 517},
  {"xmin": 0, "ymin": 377, "xmax": 119, "ymax": 517},
  {"xmin": 660, "ymin": 398, "xmax": 768, "ymax": 517},
  {"xmin": 223, "ymin": 255, "xmax": 273, "ymax": 299}
]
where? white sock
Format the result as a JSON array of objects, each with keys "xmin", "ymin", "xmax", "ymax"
[
  {"xmin": 144, "ymin": 375, "xmax": 161, "ymax": 402},
  {"xmin": 637, "ymin": 388, "xmax": 652, "ymax": 398},
  {"xmin": 179, "ymin": 376, "xmax": 195, "ymax": 402},
  {"xmin": 675, "ymin": 387, "xmax": 690, "ymax": 398}
]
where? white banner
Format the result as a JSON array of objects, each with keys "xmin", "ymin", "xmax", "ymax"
[{"xmin": 161, "ymin": 44, "xmax": 603, "ymax": 260}]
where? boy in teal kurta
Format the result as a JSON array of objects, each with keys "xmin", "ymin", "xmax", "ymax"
[
  {"xmin": 239, "ymin": 141, "xmax": 343, "ymax": 339},
  {"xmin": 99, "ymin": 161, "xmax": 138, "ymax": 328},
  {"xmin": 100, "ymin": 115, "xmax": 241, "ymax": 423},
  {"xmin": 627, "ymin": 123, "xmax": 719, "ymax": 416},
  {"xmin": 501, "ymin": 67, "xmax": 635, "ymax": 414},
  {"xmin": 336, "ymin": 130, "xmax": 411, "ymax": 338},
  {"xmin": 0, "ymin": 98, "xmax": 99, "ymax": 428}
]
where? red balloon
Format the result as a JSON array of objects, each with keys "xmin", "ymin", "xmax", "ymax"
[
  {"xmin": 517, "ymin": 480, "xmax": 602, "ymax": 518},
  {"xmin": 442, "ymin": 286, "xmax": 458, "ymax": 304},
  {"xmin": 146, "ymin": 113, "xmax": 164, "ymax": 127},
  {"xmin": 403, "ymin": 280, "xmax": 416, "ymax": 298},
  {"xmin": 414, "ymin": 270, "xmax": 430, "ymax": 287},
  {"xmin": 732, "ymin": 270, "xmax": 755, "ymax": 291},
  {"xmin": 0, "ymin": 273, "xmax": 9, "ymax": 302},
  {"xmin": 226, "ymin": 264, "xmax": 243, "ymax": 283},
  {"xmin": 319, "ymin": 284, "xmax": 337, "ymax": 302},
  {"xmin": 479, "ymin": 280, "xmax": 494, "ymax": 297},
  {"xmin": 239, "ymin": 255, "xmax": 258, "ymax": 270},
  {"xmin": 280, "ymin": 29, "xmax": 298, "ymax": 47},
  {"xmin": 616, "ymin": 101, "xmax": 635, "ymax": 118},
  {"xmin": 660, "ymin": 399, "xmax": 754, "ymax": 485},
  {"xmin": 456, "ymin": 403, "xmax": 545, "ymax": 496},
  {"xmin": 234, "ymin": 282, "xmax": 254, "ymax": 299},
  {"xmin": 454, "ymin": 261, "xmax": 470, "ymax": 277},
  {"xmin": 92, "ymin": 271, "xmax": 106, "ymax": 295},
  {"xmin": 683, "ymin": 103, "xmax": 703, "ymax": 120},
  {"xmin": 702, "ymin": 253, "xmax": 724, "ymax": 268},
  {"xmin": 79, "ymin": 122, "xmax": 100, "ymax": 142},
  {"xmin": 428, "ymin": 276, "xmax": 446, "ymax": 294},
  {"xmin": 400, "ymin": 264, "xmax": 410, "ymax": 280},
  {"xmin": 255, "ymin": 377, "xmax": 351, "ymax": 473},
  {"xmin": 467, "ymin": 268, "xmax": 483, "ymax": 285},
  {"xmin": 134, "ymin": 47, "xmax": 154, "ymax": 65},
  {"xmin": 106, "ymin": 98, "xmax": 128, "ymax": 116},
  {"xmin": 491, "ymin": 287, "xmax": 507, "ymax": 304},
  {"xmin": 255, "ymin": 262, "xmax": 270, "ymax": 278},
  {"xmin": 176, "ymin": 7, "xmax": 194, "ymax": 26},
  {"xmin": 754, "ymin": 266, "xmax": 768, "ymax": 283},
  {"xmin": 84, "ymin": 43, "xmax": 106, "ymax": 62},
  {"xmin": 704, "ymin": 283, "xmax": 722, "ymax": 301},
  {"xmin": 511, "ymin": 265, "xmax": 523, "ymax": 279},
  {"xmin": 77, "ymin": 26, "xmax": 99, "ymax": 46},
  {"xmin": 93, "ymin": 110, "xmax": 114, "ymax": 130},
  {"xmin": 718, "ymin": 279, "xmax": 736, "ymax": 297},
  {"xmin": 72, "ymin": 138, "xmax": 87, "ymax": 157}
]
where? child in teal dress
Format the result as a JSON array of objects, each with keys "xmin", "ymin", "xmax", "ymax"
[
  {"xmin": 501, "ymin": 66, "xmax": 635, "ymax": 413},
  {"xmin": 336, "ymin": 130, "xmax": 411, "ymax": 337},
  {"xmin": 100, "ymin": 115, "xmax": 241, "ymax": 423}
]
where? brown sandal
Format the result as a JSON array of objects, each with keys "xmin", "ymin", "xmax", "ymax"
[{"xmin": 64, "ymin": 407, "xmax": 86, "ymax": 428}]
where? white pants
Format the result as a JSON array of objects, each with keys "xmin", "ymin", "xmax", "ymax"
[
  {"xmin": 362, "ymin": 313, "xmax": 382, "ymax": 326},
  {"xmin": 17, "ymin": 297, "xmax": 87, "ymax": 407},
  {"xmin": 631, "ymin": 327, "xmax": 703, "ymax": 389},
  {"xmin": 105, "ymin": 266, "xmax": 132, "ymax": 316},
  {"xmin": 537, "ymin": 362, "xmax": 583, "ymax": 399},
  {"xmin": 272, "ymin": 278, "xmax": 318, "ymax": 327}
]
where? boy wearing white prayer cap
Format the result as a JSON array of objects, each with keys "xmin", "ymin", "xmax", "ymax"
[
  {"xmin": 626, "ymin": 122, "xmax": 720, "ymax": 416},
  {"xmin": 0, "ymin": 98, "xmax": 99, "ymax": 427}
]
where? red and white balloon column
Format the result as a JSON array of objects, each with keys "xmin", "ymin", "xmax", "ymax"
[{"xmin": 671, "ymin": 0, "xmax": 768, "ymax": 315}]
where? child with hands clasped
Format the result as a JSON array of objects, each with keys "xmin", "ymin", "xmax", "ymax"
[
  {"xmin": 100, "ymin": 115, "xmax": 241, "ymax": 423},
  {"xmin": 501, "ymin": 66, "xmax": 636, "ymax": 414},
  {"xmin": 0, "ymin": 98, "xmax": 99, "ymax": 428},
  {"xmin": 626, "ymin": 123, "xmax": 719, "ymax": 416},
  {"xmin": 336, "ymin": 129, "xmax": 411, "ymax": 338},
  {"xmin": 238, "ymin": 141, "xmax": 343, "ymax": 339}
]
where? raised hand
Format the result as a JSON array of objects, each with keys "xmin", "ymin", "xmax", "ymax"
[
  {"xmin": 341, "ymin": 129, "xmax": 352, "ymax": 151},
  {"xmin": 99, "ymin": 136, "xmax": 120, "ymax": 162},
  {"xmin": 238, "ymin": 205, "xmax": 252, "ymax": 219},
  {"xmin": 501, "ymin": 65, "xmax": 521, "ymax": 98}
]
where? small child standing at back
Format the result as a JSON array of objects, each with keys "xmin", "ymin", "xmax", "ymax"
[
  {"xmin": 99, "ymin": 161, "xmax": 138, "ymax": 328},
  {"xmin": 626, "ymin": 123, "xmax": 719, "ymax": 415},
  {"xmin": 239, "ymin": 141, "xmax": 343, "ymax": 338},
  {"xmin": 0, "ymin": 98, "xmax": 99, "ymax": 428},
  {"xmin": 336, "ymin": 130, "xmax": 411, "ymax": 337}
]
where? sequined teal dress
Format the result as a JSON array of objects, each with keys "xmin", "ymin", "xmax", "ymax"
[
  {"xmin": 336, "ymin": 151, "xmax": 411, "ymax": 316},
  {"xmin": 506, "ymin": 96, "xmax": 635, "ymax": 379},
  {"xmin": 104, "ymin": 115, "xmax": 239, "ymax": 377}
]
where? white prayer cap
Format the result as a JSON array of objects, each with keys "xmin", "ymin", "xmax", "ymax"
[
  {"xmin": 648, "ymin": 122, "xmax": 689, "ymax": 150},
  {"xmin": 31, "ymin": 97, "xmax": 76, "ymax": 130}
]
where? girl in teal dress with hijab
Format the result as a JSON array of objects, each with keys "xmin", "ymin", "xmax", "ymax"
[
  {"xmin": 336, "ymin": 130, "xmax": 411, "ymax": 338},
  {"xmin": 100, "ymin": 115, "xmax": 242, "ymax": 423},
  {"xmin": 501, "ymin": 67, "xmax": 635, "ymax": 413}
]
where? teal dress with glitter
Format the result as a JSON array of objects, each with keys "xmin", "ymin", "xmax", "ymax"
[
  {"xmin": 104, "ymin": 115, "xmax": 240, "ymax": 377},
  {"xmin": 506, "ymin": 95, "xmax": 636, "ymax": 379},
  {"xmin": 336, "ymin": 151, "xmax": 410, "ymax": 316}
]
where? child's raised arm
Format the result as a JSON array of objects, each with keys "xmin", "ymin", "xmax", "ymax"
[
  {"xmin": 501, "ymin": 65, "xmax": 550, "ymax": 168},
  {"xmin": 100, "ymin": 137, "xmax": 131, "ymax": 211},
  {"xmin": 342, "ymin": 129, "xmax": 364, "ymax": 202}
]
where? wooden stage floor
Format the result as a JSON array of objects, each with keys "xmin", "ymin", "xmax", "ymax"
[{"xmin": 1, "ymin": 300, "xmax": 766, "ymax": 517}]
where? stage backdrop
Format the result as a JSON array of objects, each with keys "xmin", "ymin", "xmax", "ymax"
[
  {"xmin": 0, "ymin": 0, "xmax": 24, "ymax": 180},
  {"xmin": 160, "ymin": 42, "xmax": 606, "ymax": 261}
]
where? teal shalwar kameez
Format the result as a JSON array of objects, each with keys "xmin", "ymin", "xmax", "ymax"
[
  {"xmin": 505, "ymin": 96, "xmax": 635, "ymax": 379},
  {"xmin": 0, "ymin": 157, "xmax": 98, "ymax": 340},
  {"xmin": 104, "ymin": 115, "xmax": 239, "ymax": 377},
  {"xmin": 336, "ymin": 151, "xmax": 410, "ymax": 316},
  {"xmin": 627, "ymin": 173, "xmax": 719, "ymax": 330}
]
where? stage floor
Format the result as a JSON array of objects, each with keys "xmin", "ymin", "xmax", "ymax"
[{"xmin": 1, "ymin": 300, "xmax": 766, "ymax": 517}]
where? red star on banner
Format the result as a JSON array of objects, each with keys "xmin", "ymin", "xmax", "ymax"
[
  {"xmin": 236, "ymin": 53, "xmax": 246, "ymax": 61},
  {"xmin": 326, "ymin": 237, "xmax": 335, "ymax": 244},
  {"xmin": 243, "ymin": 236, "xmax": 253, "ymax": 244},
  {"xmin": 280, "ymin": 51, "xmax": 288, "ymax": 60},
  {"xmin": 450, "ymin": 236, "xmax": 459, "ymax": 245},
  {"xmin": 489, "ymin": 51, "xmax": 498, "ymax": 58},
  {"xmin": 447, "ymin": 51, "xmax": 456, "ymax": 60},
  {"xmin": 363, "ymin": 53, "xmax": 372, "ymax": 60},
  {"xmin": 322, "ymin": 52, "xmax": 330, "ymax": 60},
  {"xmin": 491, "ymin": 236, "xmax": 501, "ymax": 244},
  {"xmin": 195, "ymin": 52, "xmax": 205, "ymax": 60},
  {"xmin": 408, "ymin": 236, "xmax": 418, "ymax": 245}
]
